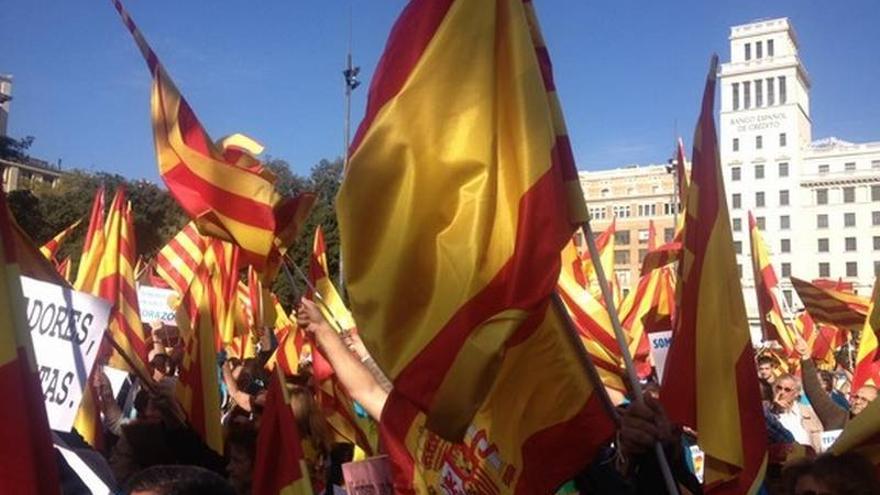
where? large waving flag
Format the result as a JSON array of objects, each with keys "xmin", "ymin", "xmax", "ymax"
[
  {"xmin": 618, "ymin": 265, "xmax": 677, "ymax": 376},
  {"xmin": 111, "ymin": 0, "xmax": 314, "ymax": 271},
  {"xmin": 852, "ymin": 280, "xmax": 880, "ymax": 391},
  {"xmin": 39, "ymin": 218, "xmax": 81, "ymax": 261},
  {"xmin": 337, "ymin": 0, "xmax": 590, "ymax": 440},
  {"xmin": 252, "ymin": 370, "xmax": 313, "ymax": 495},
  {"xmin": 0, "ymin": 186, "xmax": 61, "ymax": 494},
  {"xmin": 791, "ymin": 277, "xmax": 869, "ymax": 330},
  {"xmin": 74, "ymin": 187, "xmax": 106, "ymax": 292},
  {"xmin": 748, "ymin": 211, "xmax": 797, "ymax": 354},
  {"xmin": 94, "ymin": 189, "xmax": 149, "ymax": 376},
  {"xmin": 661, "ymin": 56, "xmax": 768, "ymax": 493}
]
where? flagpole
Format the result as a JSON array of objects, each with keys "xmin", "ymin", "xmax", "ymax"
[
  {"xmin": 338, "ymin": 3, "xmax": 360, "ymax": 296},
  {"xmin": 281, "ymin": 255, "xmax": 348, "ymax": 335},
  {"xmin": 581, "ymin": 219, "xmax": 679, "ymax": 495}
]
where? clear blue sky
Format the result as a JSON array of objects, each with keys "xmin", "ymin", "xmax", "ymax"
[{"xmin": 2, "ymin": 1, "xmax": 878, "ymax": 182}]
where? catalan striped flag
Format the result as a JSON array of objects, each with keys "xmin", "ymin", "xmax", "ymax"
[
  {"xmin": 111, "ymin": 0, "xmax": 314, "ymax": 271},
  {"xmin": 791, "ymin": 277, "xmax": 869, "ymax": 330},
  {"xmin": 155, "ymin": 222, "xmax": 207, "ymax": 296},
  {"xmin": 583, "ymin": 219, "xmax": 619, "ymax": 306},
  {"xmin": 39, "ymin": 218, "xmax": 81, "ymax": 261},
  {"xmin": 266, "ymin": 296, "xmax": 306, "ymax": 376},
  {"xmin": 338, "ymin": 0, "xmax": 597, "ymax": 440},
  {"xmin": 347, "ymin": 1, "xmax": 615, "ymax": 491},
  {"xmin": 74, "ymin": 187, "xmax": 106, "ymax": 292},
  {"xmin": 794, "ymin": 311, "xmax": 841, "ymax": 370},
  {"xmin": 661, "ymin": 56, "xmax": 768, "ymax": 493},
  {"xmin": 0, "ymin": 184, "xmax": 61, "ymax": 494},
  {"xmin": 852, "ymin": 280, "xmax": 880, "ymax": 391},
  {"xmin": 748, "ymin": 211, "xmax": 797, "ymax": 355},
  {"xmin": 618, "ymin": 265, "xmax": 677, "ymax": 377},
  {"xmin": 56, "ymin": 255, "xmax": 72, "ymax": 282},
  {"xmin": 174, "ymin": 239, "xmax": 227, "ymax": 454},
  {"xmin": 94, "ymin": 189, "xmax": 149, "ymax": 376},
  {"xmin": 252, "ymin": 369, "xmax": 314, "ymax": 495},
  {"xmin": 640, "ymin": 239, "xmax": 683, "ymax": 276}
]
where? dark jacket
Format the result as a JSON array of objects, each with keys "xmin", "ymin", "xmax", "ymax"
[{"xmin": 800, "ymin": 359, "xmax": 848, "ymax": 431}]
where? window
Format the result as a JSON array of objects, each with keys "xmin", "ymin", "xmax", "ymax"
[
  {"xmin": 756, "ymin": 135, "xmax": 763, "ymax": 150},
  {"xmin": 818, "ymin": 238, "xmax": 829, "ymax": 252},
  {"xmin": 733, "ymin": 138, "xmax": 740, "ymax": 152},
  {"xmin": 755, "ymin": 164, "xmax": 764, "ymax": 178},
  {"xmin": 845, "ymin": 162, "xmax": 856, "ymax": 172},
  {"xmin": 767, "ymin": 39, "xmax": 775, "ymax": 57},
  {"xmin": 843, "ymin": 187, "xmax": 856, "ymax": 203},
  {"xmin": 756, "ymin": 216, "xmax": 766, "ymax": 230},
  {"xmin": 733, "ymin": 218, "xmax": 742, "ymax": 231},
  {"xmin": 779, "ymin": 190, "xmax": 790, "ymax": 206},
  {"xmin": 818, "ymin": 164, "xmax": 830, "ymax": 174},
  {"xmin": 664, "ymin": 202, "xmax": 678, "ymax": 215},
  {"xmin": 756, "ymin": 41, "xmax": 763, "ymax": 59},
  {"xmin": 589, "ymin": 206, "xmax": 607, "ymax": 220},
  {"xmin": 755, "ymin": 79, "xmax": 763, "ymax": 106},
  {"xmin": 745, "ymin": 43, "xmax": 751, "ymax": 61},
  {"xmin": 872, "ymin": 185, "xmax": 880, "ymax": 201},
  {"xmin": 614, "ymin": 250, "xmax": 630, "ymax": 264},
  {"xmin": 816, "ymin": 188, "xmax": 828, "ymax": 205},
  {"xmin": 873, "ymin": 160, "xmax": 880, "ymax": 170},
  {"xmin": 779, "ymin": 162, "xmax": 789, "ymax": 177},
  {"xmin": 664, "ymin": 228, "xmax": 674, "ymax": 243},
  {"xmin": 638, "ymin": 249, "xmax": 648, "ymax": 263},
  {"xmin": 612, "ymin": 205, "xmax": 631, "ymax": 218},
  {"xmin": 819, "ymin": 262, "xmax": 830, "ymax": 278},
  {"xmin": 874, "ymin": 211, "xmax": 880, "ymax": 226},
  {"xmin": 778, "ymin": 76, "xmax": 786, "ymax": 104},
  {"xmin": 874, "ymin": 236, "xmax": 880, "ymax": 250},
  {"xmin": 756, "ymin": 191, "xmax": 765, "ymax": 207},
  {"xmin": 845, "ymin": 212, "xmax": 856, "ymax": 227},
  {"xmin": 637, "ymin": 204, "xmax": 656, "ymax": 217},
  {"xmin": 731, "ymin": 167, "xmax": 741, "ymax": 181},
  {"xmin": 876, "ymin": 261, "xmax": 880, "ymax": 276},
  {"xmin": 779, "ymin": 133, "xmax": 787, "ymax": 147},
  {"xmin": 732, "ymin": 83, "xmax": 740, "ymax": 110},
  {"xmin": 780, "ymin": 239, "xmax": 791, "ymax": 253},
  {"xmin": 780, "ymin": 215, "xmax": 790, "ymax": 229},
  {"xmin": 638, "ymin": 229, "xmax": 650, "ymax": 243},
  {"xmin": 732, "ymin": 193, "xmax": 741, "ymax": 209},
  {"xmin": 846, "ymin": 262, "xmax": 858, "ymax": 277},
  {"xmin": 817, "ymin": 214, "xmax": 829, "ymax": 228},
  {"xmin": 767, "ymin": 77, "xmax": 775, "ymax": 105},
  {"xmin": 734, "ymin": 241, "xmax": 742, "ymax": 254},
  {"xmin": 744, "ymin": 81, "xmax": 751, "ymax": 108},
  {"xmin": 737, "ymin": 264, "xmax": 743, "ymax": 278},
  {"xmin": 845, "ymin": 237, "xmax": 857, "ymax": 251},
  {"xmin": 614, "ymin": 230, "xmax": 630, "ymax": 245}
]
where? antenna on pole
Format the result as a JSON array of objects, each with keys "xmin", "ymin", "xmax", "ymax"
[{"xmin": 339, "ymin": 2, "xmax": 361, "ymax": 294}]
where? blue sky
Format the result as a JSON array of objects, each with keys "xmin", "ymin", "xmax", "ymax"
[{"xmin": 2, "ymin": 1, "xmax": 878, "ymax": 182}]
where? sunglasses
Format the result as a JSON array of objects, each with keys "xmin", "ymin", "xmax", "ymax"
[{"xmin": 774, "ymin": 385, "xmax": 795, "ymax": 393}]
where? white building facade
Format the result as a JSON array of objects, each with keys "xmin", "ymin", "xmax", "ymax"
[{"xmin": 718, "ymin": 18, "xmax": 880, "ymax": 333}]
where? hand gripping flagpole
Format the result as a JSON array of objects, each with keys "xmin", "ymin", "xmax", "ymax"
[
  {"xmin": 281, "ymin": 254, "xmax": 348, "ymax": 336},
  {"xmin": 581, "ymin": 219, "xmax": 680, "ymax": 495}
]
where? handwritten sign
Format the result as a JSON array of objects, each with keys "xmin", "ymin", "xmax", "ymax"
[
  {"xmin": 21, "ymin": 276, "xmax": 111, "ymax": 431},
  {"xmin": 649, "ymin": 330, "xmax": 673, "ymax": 384},
  {"xmin": 137, "ymin": 285, "xmax": 176, "ymax": 326}
]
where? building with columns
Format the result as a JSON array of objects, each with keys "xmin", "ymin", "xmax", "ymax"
[{"xmin": 719, "ymin": 18, "xmax": 880, "ymax": 332}]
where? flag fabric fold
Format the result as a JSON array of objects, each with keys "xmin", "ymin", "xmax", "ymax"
[
  {"xmin": 748, "ymin": 211, "xmax": 796, "ymax": 355},
  {"xmin": 74, "ymin": 187, "xmax": 106, "ymax": 292},
  {"xmin": 791, "ymin": 277, "xmax": 869, "ymax": 330},
  {"xmin": 661, "ymin": 55, "xmax": 768, "ymax": 493},
  {"xmin": 39, "ymin": 218, "xmax": 82, "ymax": 261},
  {"xmin": 852, "ymin": 280, "xmax": 880, "ymax": 391}
]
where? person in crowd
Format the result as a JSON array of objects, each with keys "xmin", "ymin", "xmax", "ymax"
[
  {"xmin": 782, "ymin": 452, "xmax": 880, "ymax": 495},
  {"xmin": 224, "ymin": 424, "xmax": 257, "ymax": 495},
  {"xmin": 768, "ymin": 373, "xmax": 824, "ymax": 452},
  {"xmin": 757, "ymin": 354, "xmax": 779, "ymax": 402},
  {"xmin": 796, "ymin": 337, "xmax": 877, "ymax": 430},
  {"xmin": 125, "ymin": 464, "xmax": 236, "ymax": 495}
]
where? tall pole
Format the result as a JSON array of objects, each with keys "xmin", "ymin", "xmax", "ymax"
[{"xmin": 339, "ymin": 5, "xmax": 360, "ymax": 294}]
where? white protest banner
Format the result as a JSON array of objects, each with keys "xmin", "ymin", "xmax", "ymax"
[
  {"xmin": 649, "ymin": 330, "xmax": 674, "ymax": 384},
  {"xmin": 137, "ymin": 285, "xmax": 177, "ymax": 326},
  {"xmin": 820, "ymin": 429, "xmax": 843, "ymax": 453},
  {"xmin": 21, "ymin": 276, "xmax": 112, "ymax": 431}
]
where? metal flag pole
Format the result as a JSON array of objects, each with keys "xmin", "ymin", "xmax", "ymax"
[
  {"xmin": 581, "ymin": 218, "xmax": 680, "ymax": 495},
  {"xmin": 338, "ymin": 3, "xmax": 361, "ymax": 295},
  {"xmin": 281, "ymin": 255, "xmax": 348, "ymax": 336}
]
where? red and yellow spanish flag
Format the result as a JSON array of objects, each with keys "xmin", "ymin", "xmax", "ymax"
[
  {"xmin": 39, "ymin": 218, "xmax": 81, "ymax": 261},
  {"xmin": 748, "ymin": 211, "xmax": 797, "ymax": 355},
  {"xmin": 794, "ymin": 311, "xmax": 841, "ymax": 370},
  {"xmin": 252, "ymin": 369, "xmax": 313, "ymax": 495},
  {"xmin": 111, "ymin": 0, "xmax": 313, "ymax": 271},
  {"xmin": 661, "ymin": 56, "xmax": 768, "ymax": 493},
  {"xmin": 583, "ymin": 219, "xmax": 619, "ymax": 307},
  {"xmin": 791, "ymin": 277, "xmax": 869, "ymax": 330},
  {"xmin": 337, "ymin": 0, "xmax": 590, "ymax": 440},
  {"xmin": 74, "ymin": 187, "xmax": 106, "ymax": 292},
  {"xmin": 308, "ymin": 226, "xmax": 355, "ymax": 332},
  {"xmin": 156, "ymin": 222, "xmax": 208, "ymax": 296},
  {"xmin": 174, "ymin": 239, "xmax": 226, "ymax": 454},
  {"xmin": 0, "ymin": 185, "xmax": 61, "ymax": 494},
  {"xmin": 94, "ymin": 189, "xmax": 149, "ymax": 377},
  {"xmin": 852, "ymin": 279, "xmax": 880, "ymax": 391}
]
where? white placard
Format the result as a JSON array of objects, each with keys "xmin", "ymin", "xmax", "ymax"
[
  {"xmin": 820, "ymin": 429, "xmax": 843, "ymax": 453},
  {"xmin": 137, "ymin": 285, "xmax": 176, "ymax": 326},
  {"xmin": 649, "ymin": 330, "xmax": 674, "ymax": 384},
  {"xmin": 21, "ymin": 276, "xmax": 112, "ymax": 431}
]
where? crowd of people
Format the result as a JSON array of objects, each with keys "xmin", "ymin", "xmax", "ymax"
[{"xmin": 44, "ymin": 293, "xmax": 879, "ymax": 495}]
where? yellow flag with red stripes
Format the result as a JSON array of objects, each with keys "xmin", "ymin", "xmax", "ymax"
[
  {"xmin": 39, "ymin": 219, "xmax": 81, "ymax": 261},
  {"xmin": 74, "ymin": 187, "xmax": 106, "ymax": 293}
]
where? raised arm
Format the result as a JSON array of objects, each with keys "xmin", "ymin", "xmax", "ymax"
[{"xmin": 297, "ymin": 298, "xmax": 389, "ymax": 421}]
